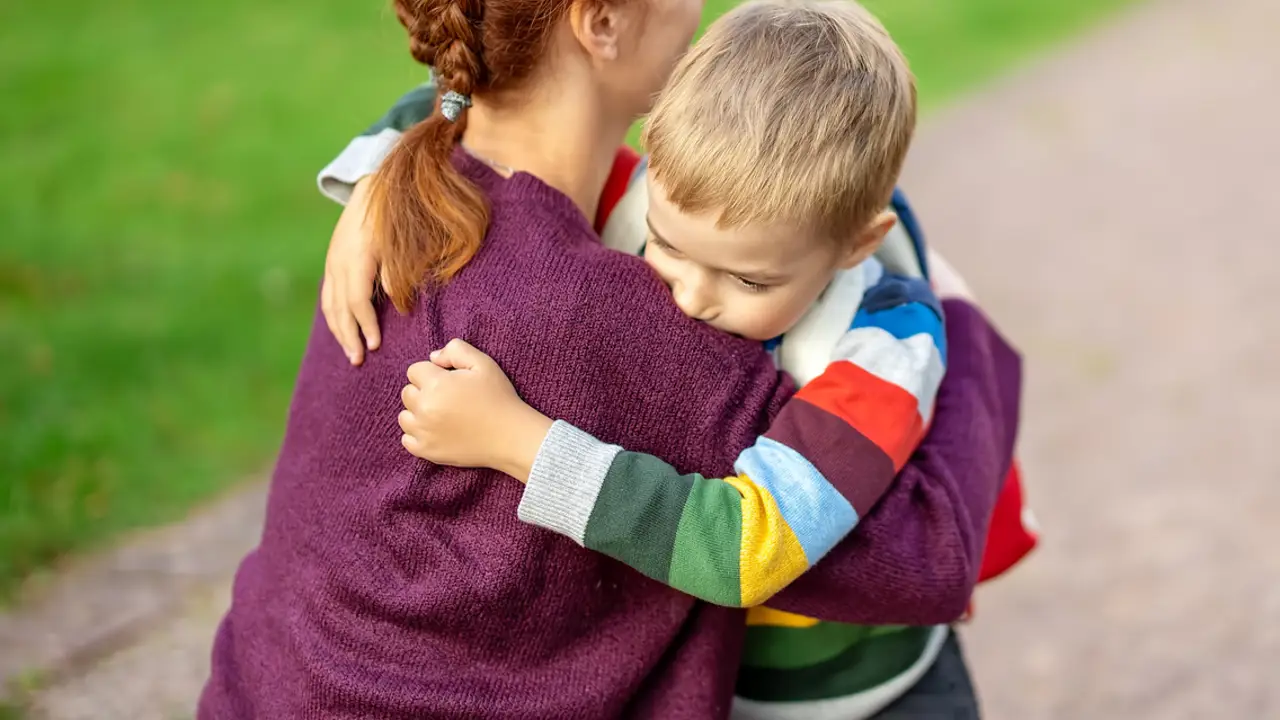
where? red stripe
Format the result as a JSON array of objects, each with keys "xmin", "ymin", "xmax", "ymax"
[
  {"xmin": 977, "ymin": 461, "xmax": 1038, "ymax": 583},
  {"xmin": 795, "ymin": 361, "xmax": 923, "ymax": 469},
  {"xmin": 594, "ymin": 145, "xmax": 642, "ymax": 233}
]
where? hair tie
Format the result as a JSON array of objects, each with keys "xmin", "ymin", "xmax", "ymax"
[{"xmin": 441, "ymin": 90, "xmax": 472, "ymax": 123}]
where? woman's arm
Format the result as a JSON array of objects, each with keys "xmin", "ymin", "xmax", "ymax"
[
  {"xmin": 767, "ymin": 299, "xmax": 1021, "ymax": 624},
  {"xmin": 442, "ymin": 271, "xmax": 947, "ymax": 608},
  {"xmin": 401, "ymin": 247, "xmax": 1016, "ymax": 627},
  {"xmin": 317, "ymin": 83, "xmax": 437, "ymax": 205},
  {"xmin": 319, "ymin": 84, "xmax": 437, "ymax": 366},
  {"xmin": 400, "ymin": 279, "xmax": 1018, "ymax": 623}
]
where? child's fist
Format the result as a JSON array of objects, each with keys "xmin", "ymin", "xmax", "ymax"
[{"xmin": 398, "ymin": 340, "xmax": 551, "ymax": 482}]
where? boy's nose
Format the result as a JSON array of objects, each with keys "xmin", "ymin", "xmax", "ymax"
[{"xmin": 673, "ymin": 280, "xmax": 717, "ymax": 322}]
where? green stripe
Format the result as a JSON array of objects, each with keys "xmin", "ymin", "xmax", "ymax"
[
  {"xmin": 582, "ymin": 452, "xmax": 691, "ymax": 585},
  {"xmin": 741, "ymin": 622, "xmax": 884, "ymax": 670},
  {"xmin": 364, "ymin": 83, "xmax": 436, "ymax": 136},
  {"xmin": 668, "ymin": 475, "xmax": 743, "ymax": 606},
  {"xmin": 736, "ymin": 626, "xmax": 933, "ymax": 702}
]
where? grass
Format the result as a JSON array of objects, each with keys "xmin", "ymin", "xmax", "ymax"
[{"xmin": 0, "ymin": 0, "xmax": 1138, "ymax": 596}]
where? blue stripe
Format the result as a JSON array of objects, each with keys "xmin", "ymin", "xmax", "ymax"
[
  {"xmin": 734, "ymin": 436, "xmax": 858, "ymax": 564},
  {"xmin": 632, "ymin": 155, "xmax": 649, "ymax": 184},
  {"xmin": 852, "ymin": 303, "xmax": 947, "ymax": 366}
]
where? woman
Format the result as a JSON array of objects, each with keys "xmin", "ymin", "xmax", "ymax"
[{"xmin": 199, "ymin": 0, "xmax": 1021, "ymax": 717}]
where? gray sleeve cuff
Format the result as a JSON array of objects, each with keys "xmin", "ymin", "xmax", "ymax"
[
  {"xmin": 315, "ymin": 127, "xmax": 403, "ymax": 205},
  {"xmin": 516, "ymin": 421, "xmax": 621, "ymax": 545}
]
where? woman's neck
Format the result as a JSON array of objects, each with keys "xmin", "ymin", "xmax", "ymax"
[{"xmin": 462, "ymin": 86, "xmax": 632, "ymax": 224}]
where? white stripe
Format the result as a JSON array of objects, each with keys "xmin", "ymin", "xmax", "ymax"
[
  {"xmin": 874, "ymin": 219, "xmax": 925, "ymax": 278},
  {"xmin": 831, "ymin": 328, "xmax": 944, "ymax": 424},
  {"xmin": 600, "ymin": 173, "xmax": 649, "ymax": 255},
  {"xmin": 776, "ymin": 264, "xmax": 871, "ymax": 386}
]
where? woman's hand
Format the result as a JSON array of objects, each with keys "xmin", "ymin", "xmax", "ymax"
[
  {"xmin": 321, "ymin": 177, "xmax": 382, "ymax": 366},
  {"xmin": 399, "ymin": 340, "xmax": 554, "ymax": 483}
]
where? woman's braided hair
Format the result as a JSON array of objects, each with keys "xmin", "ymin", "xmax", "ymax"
[{"xmin": 371, "ymin": 0, "xmax": 569, "ymax": 312}]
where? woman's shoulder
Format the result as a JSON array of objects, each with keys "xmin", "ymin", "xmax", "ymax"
[{"xmin": 467, "ymin": 186, "xmax": 762, "ymax": 366}]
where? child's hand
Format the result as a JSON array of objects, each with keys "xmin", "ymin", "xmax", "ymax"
[
  {"xmin": 398, "ymin": 340, "xmax": 553, "ymax": 483},
  {"xmin": 321, "ymin": 177, "xmax": 382, "ymax": 366}
]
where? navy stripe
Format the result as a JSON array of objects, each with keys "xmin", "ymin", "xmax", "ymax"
[
  {"xmin": 858, "ymin": 273, "xmax": 943, "ymax": 320},
  {"xmin": 891, "ymin": 187, "xmax": 929, "ymax": 281}
]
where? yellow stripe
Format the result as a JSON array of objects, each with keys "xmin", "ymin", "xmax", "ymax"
[
  {"xmin": 725, "ymin": 475, "xmax": 810, "ymax": 606},
  {"xmin": 745, "ymin": 606, "xmax": 821, "ymax": 628}
]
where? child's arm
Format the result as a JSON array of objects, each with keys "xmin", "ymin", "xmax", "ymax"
[
  {"xmin": 399, "ymin": 273, "xmax": 945, "ymax": 608},
  {"xmin": 767, "ymin": 298, "xmax": 1017, "ymax": 625},
  {"xmin": 317, "ymin": 83, "xmax": 436, "ymax": 205},
  {"xmin": 319, "ymin": 84, "xmax": 435, "ymax": 365}
]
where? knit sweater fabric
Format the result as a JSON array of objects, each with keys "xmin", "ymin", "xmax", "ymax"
[{"xmin": 200, "ymin": 151, "xmax": 1022, "ymax": 719}]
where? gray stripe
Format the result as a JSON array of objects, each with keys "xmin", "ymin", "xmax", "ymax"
[
  {"xmin": 517, "ymin": 421, "xmax": 622, "ymax": 545},
  {"xmin": 315, "ymin": 127, "xmax": 403, "ymax": 205}
]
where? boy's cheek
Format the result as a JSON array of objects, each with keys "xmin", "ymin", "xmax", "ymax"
[
  {"xmin": 727, "ymin": 299, "xmax": 803, "ymax": 343},
  {"xmin": 643, "ymin": 254, "xmax": 675, "ymax": 292}
]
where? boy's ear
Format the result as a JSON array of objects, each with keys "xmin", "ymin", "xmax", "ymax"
[{"xmin": 837, "ymin": 210, "xmax": 897, "ymax": 270}]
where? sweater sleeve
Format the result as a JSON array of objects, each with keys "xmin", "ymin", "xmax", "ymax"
[
  {"xmin": 765, "ymin": 299, "xmax": 1021, "ymax": 625},
  {"xmin": 517, "ymin": 273, "xmax": 947, "ymax": 607},
  {"xmin": 316, "ymin": 83, "xmax": 436, "ymax": 205}
]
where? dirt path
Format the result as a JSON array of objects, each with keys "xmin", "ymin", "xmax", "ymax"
[{"xmin": 899, "ymin": 0, "xmax": 1280, "ymax": 717}]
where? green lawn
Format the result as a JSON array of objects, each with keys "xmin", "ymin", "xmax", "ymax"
[{"xmin": 0, "ymin": 0, "xmax": 1137, "ymax": 595}]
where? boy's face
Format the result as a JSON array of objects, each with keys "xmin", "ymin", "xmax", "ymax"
[{"xmin": 644, "ymin": 172, "xmax": 862, "ymax": 341}]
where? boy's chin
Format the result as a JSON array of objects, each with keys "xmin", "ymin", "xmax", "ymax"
[{"xmin": 710, "ymin": 322, "xmax": 777, "ymax": 344}]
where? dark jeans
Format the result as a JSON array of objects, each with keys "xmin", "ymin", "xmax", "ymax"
[{"xmin": 871, "ymin": 632, "xmax": 980, "ymax": 719}]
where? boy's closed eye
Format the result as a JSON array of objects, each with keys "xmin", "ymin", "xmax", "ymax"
[
  {"xmin": 647, "ymin": 232, "xmax": 774, "ymax": 293},
  {"xmin": 732, "ymin": 276, "xmax": 772, "ymax": 293},
  {"xmin": 645, "ymin": 233, "xmax": 681, "ymax": 257}
]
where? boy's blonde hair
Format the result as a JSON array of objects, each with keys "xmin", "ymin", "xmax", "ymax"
[{"xmin": 643, "ymin": 0, "xmax": 916, "ymax": 243}]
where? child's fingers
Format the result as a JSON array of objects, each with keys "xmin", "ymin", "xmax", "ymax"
[
  {"xmin": 433, "ymin": 339, "xmax": 490, "ymax": 371},
  {"xmin": 400, "ymin": 383, "xmax": 419, "ymax": 410},
  {"xmin": 353, "ymin": 303, "xmax": 381, "ymax": 353},
  {"xmin": 323, "ymin": 275, "xmax": 361, "ymax": 365},
  {"xmin": 321, "ymin": 276, "xmax": 340, "ymax": 349},
  {"xmin": 324, "ymin": 270, "xmax": 359, "ymax": 365},
  {"xmin": 401, "ymin": 432, "xmax": 422, "ymax": 455},
  {"xmin": 406, "ymin": 360, "xmax": 445, "ymax": 389},
  {"xmin": 336, "ymin": 306, "xmax": 364, "ymax": 366},
  {"xmin": 349, "ymin": 270, "xmax": 382, "ymax": 352}
]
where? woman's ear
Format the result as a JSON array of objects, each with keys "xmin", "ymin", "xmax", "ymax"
[
  {"xmin": 569, "ymin": 0, "xmax": 623, "ymax": 62},
  {"xmin": 838, "ymin": 210, "xmax": 897, "ymax": 269}
]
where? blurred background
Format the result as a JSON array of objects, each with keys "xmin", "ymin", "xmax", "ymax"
[{"xmin": 2, "ymin": 0, "xmax": 1276, "ymax": 717}]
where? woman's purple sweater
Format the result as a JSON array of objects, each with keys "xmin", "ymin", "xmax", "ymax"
[{"xmin": 199, "ymin": 153, "xmax": 1022, "ymax": 719}]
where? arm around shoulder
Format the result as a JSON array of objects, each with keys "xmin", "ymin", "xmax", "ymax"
[{"xmin": 766, "ymin": 299, "xmax": 1023, "ymax": 625}]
